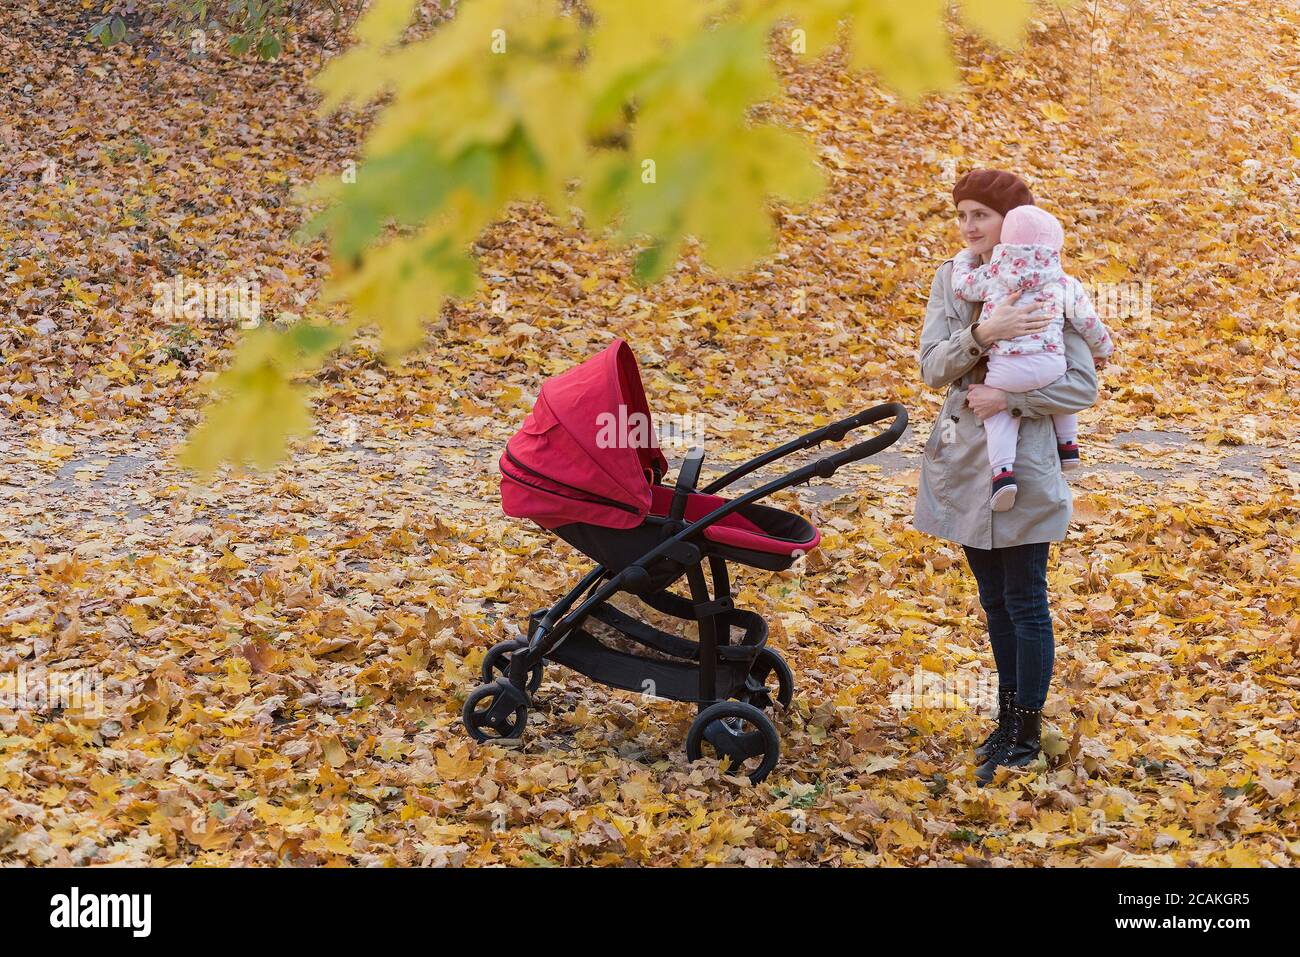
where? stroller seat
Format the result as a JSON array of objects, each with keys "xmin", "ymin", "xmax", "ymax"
[
  {"xmin": 647, "ymin": 485, "xmax": 820, "ymax": 559},
  {"xmin": 549, "ymin": 482, "xmax": 821, "ymax": 592},
  {"xmin": 549, "ymin": 483, "xmax": 819, "ymax": 588}
]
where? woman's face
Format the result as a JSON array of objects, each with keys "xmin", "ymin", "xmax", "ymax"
[{"xmin": 957, "ymin": 200, "xmax": 1003, "ymax": 258}]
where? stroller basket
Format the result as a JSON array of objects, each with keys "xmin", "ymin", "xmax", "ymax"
[
  {"xmin": 468, "ymin": 339, "xmax": 907, "ymax": 783},
  {"xmin": 545, "ymin": 598, "xmax": 769, "ymax": 702}
]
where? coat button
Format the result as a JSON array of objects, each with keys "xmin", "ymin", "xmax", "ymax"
[
  {"xmin": 968, "ymin": 347, "xmax": 979, "ymax": 355},
  {"xmin": 1011, "ymin": 408, "xmax": 1021, "ymax": 417},
  {"xmin": 950, "ymin": 414, "xmax": 960, "ymax": 422}
]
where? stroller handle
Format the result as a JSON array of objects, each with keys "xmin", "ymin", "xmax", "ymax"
[
  {"xmin": 703, "ymin": 402, "xmax": 908, "ymax": 493},
  {"xmin": 811, "ymin": 403, "xmax": 908, "ymax": 478}
]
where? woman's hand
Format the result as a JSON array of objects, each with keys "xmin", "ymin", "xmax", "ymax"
[
  {"xmin": 972, "ymin": 290, "xmax": 1054, "ymax": 347},
  {"xmin": 966, "ymin": 384, "xmax": 1009, "ymax": 420}
]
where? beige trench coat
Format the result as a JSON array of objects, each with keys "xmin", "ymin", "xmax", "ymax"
[{"xmin": 913, "ymin": 258, "xmax": 1099, "ymax": 550}]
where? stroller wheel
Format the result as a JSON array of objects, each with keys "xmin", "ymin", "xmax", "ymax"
[
  {"xmin": 481, "ymin": 639, "xmax": 544, "ymax": 693},
  {"xmin": 741, "ymin": 648, "xmax": 794, "ymax": 711},
  {"xmin": 686, "ymin": 701, "xmax": 780, "ymax": 784},
  {"xmin": 463, "ymin": 680, "xmax": 530, "ymax": 743}
]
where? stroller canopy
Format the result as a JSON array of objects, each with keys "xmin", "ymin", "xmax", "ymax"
[{"xmin": 501, "ymin": 340, "xmax": 669, "ymax": 531}]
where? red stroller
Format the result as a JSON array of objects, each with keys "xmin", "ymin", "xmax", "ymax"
[{"xmin": 464, "ymin": 340, "xmax": 906, "ymax": 782}]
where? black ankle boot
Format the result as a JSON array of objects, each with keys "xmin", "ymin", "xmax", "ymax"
[
  {"xmin": 974, "ymin": 689, "xmax": 1017, "ymax": 763},
  {"xmin": 975, "ymin": 704, "xmax": 1042, "ymax": 785}
]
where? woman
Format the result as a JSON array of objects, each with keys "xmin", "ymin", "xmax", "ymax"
[{"xmin": 913, "ymin": 169, "xmax": 1098, "ymax": 785}]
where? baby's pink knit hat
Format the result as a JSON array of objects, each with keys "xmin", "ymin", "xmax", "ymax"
[{"xmin": 1000, "ymin": 205, "xmax": 1064, "ymax": 249}]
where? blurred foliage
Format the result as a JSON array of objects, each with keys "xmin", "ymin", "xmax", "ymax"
[{"xmin": 183, "ymin": 0, "xmax": 1046, "ymax": 472}]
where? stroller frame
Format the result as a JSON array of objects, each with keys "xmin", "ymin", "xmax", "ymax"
[{"xmin": 465, "ymin": 402, "xmax": 907, "ymax": 783}]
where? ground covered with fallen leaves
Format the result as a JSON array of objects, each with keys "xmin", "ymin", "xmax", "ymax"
[{"xmin": 2, "ymin": 0, "xmax": 1299, "ymax": 866}]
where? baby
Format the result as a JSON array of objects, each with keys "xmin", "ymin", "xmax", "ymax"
[{"xmin": 951, "ymin": 205, "xmax": 1114, "ymax": 511}]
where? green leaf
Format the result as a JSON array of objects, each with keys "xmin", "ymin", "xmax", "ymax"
[
  {"xmin": 288, "ymin": 322, "xmax": 345, "ymax": 357},
  {"xmin": 633, "ymin": 241, "xmax": 670, "ymax": 285},
  {"xmin": 256, "ymin": 32, "xmax": 283, "ymax": 61}
]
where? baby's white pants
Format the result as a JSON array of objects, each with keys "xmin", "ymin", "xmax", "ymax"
[{"xmin": 982, "ymin": 352, "xmax": 1076, "ymax": 474}]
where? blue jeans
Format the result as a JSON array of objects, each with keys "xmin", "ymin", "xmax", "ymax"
[{"xmin": 962, "ymin": 542, "xmax": 1054, "ymax": 710}]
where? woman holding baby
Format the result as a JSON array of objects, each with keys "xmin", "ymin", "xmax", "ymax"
[{"xmin": 913, "ymin": 169, "xmax": 1111, "ymax": 785}]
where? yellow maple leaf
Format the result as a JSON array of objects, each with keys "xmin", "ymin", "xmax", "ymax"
[
  {"xmin": 1222, "ymin": 844, "xmax": 1258, "ymax": 867},
  {"xmin": 1041, "ymin": 102, "xmax": 1070, "ymax": 123},
  {"xmin": 217, "ymin": 550, "xmax": 247, "ymax": 571},
  {"xmin": 885, "ymin": 819, "xmax": 927, "ymax": 850},
  {"xmin": 304, "ymin": 824, "xmax": 354, "ymax": 856}
]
